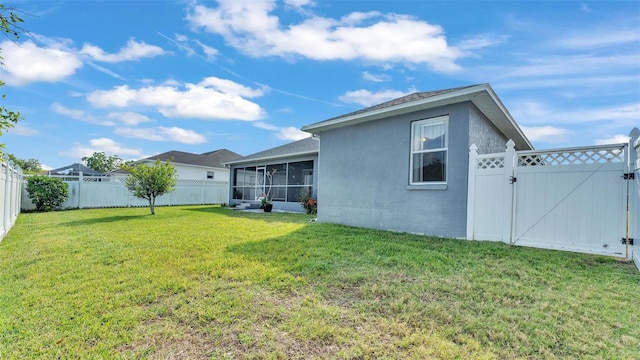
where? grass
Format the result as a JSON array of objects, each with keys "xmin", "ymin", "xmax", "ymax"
[{"xmin": 0, "ymin": 205, "xmax": 638, "ymax": 359}]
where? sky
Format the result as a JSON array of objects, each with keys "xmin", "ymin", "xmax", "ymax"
[{"xmin": 1, "ymin": 0, "xmax": 639, "ymax": 170}]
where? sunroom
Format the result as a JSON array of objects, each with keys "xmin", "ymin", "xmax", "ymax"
[{"xmin": 224, "ymin": 137, "xmax": 319, "ymax": 212}]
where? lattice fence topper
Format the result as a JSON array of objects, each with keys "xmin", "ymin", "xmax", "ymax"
[
  {"xmin": 476, "ymin": 156, "xmax": 505, "ymax": 169},
  {"xmin": 518, "ymin": 147, "xmax": 625, "ymax": 166}
]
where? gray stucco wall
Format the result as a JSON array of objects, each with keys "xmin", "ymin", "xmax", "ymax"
[
  {"xmin": 317, "ymin": 102, "xmax": 474, "ymax": 238},
  {"xmin": 228, "ymin": 154, "xmax": 318, "ymax": 213},
  {"xmin": 469, "ymin": 105, "xmax": 509, "ymax": 154}
]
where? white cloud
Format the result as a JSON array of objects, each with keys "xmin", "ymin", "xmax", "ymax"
[
  {"xmin": 115, "ymin": 126, "xmax": 207, "ymax": 144},
  {"xmin": 108, "ymin": 112, "xmax": 154, "ymax": 126},
  {"xmin": 594, "ymin": 134, "xmax": 630, "ymax": 145},
  {"xmin": 338, "ymin": 88, "xmax": 413, "ymax": 107},
  {"xmin": 284, "ymin": 0, "xmax": 315, "ymax": 11},
  {"xmin": 187, "ymin": 2, "xmax": 467, "ymax": 72},
  {"xmin": 510, "ymin": 100, "xmax": 640, "ymax": 126},
  {"xmin": 8, "ymin": 124, "xmax": 39, "ymax": 136},
  {"xmin": 194, "ymin": 40, "xmax": 219, "ymax": 59},
  {"xmin": 253, "ymin": 122, "xmax": 309, "ymax": 141},
  {"xmin": 362, "ymin": 71, "xmax": 390, "ymax": 82},
  {"xmin": 81, "ymin": 38, "xmax": 167, "ymax": 63},
  {"xmin": 554, "ymin": 28, "xmax": 639, "ymax": 50},
  {"xmin": 253, "ymin": 122, "xmax": 279, "ymax": 131},
  {"xmin": 456, "ymin": 34, "xmax": 506, "ymax": 51},
  {"xmin": 86, "ymin": 77, "xmax": 266, "ymax": 121},
  {"xmin": 0, "ymin": 40, "xmax": 83, "ymax": 85},
  {"xmin": 520, "ymin": 126, "xmax": 572, "ymax": 143},
  {"xmin": 276, "ymin": 126, "xmax": 310, "ymax": 141},
  {"xmin": 51, "ymin": 103, "xmax": 115, "ymax": 126},
  {"xmin": 60, "ymin": 138, "xmax": 144, "ymax": 159}
]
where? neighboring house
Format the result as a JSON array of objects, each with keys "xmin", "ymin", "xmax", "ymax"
[
  {"xmin": 300, "ymin": 83, "xmax": 533, "ymax": 238},
  {"xmin": 48, "ymin": 163, "xmax": 106, "ymax": 177},
  {"xmin": 140, "ymin": 149, "xmax": 242, "ymax": 181},
  {"xmin": 225, "ymin": 137, "xmax": 319, "ymax": 212}
]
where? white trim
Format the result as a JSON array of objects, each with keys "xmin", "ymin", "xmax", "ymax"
[
  {"xmin": 301, "ymin": 84, "xmax": 533, "ymax": 151},
  {"xmin": 223, "ymin": 150, "xmax": 318, "ymax": 166},
  {"xmin": 409, "ymin": 116, "xmax": 449, "ymax": 185}
]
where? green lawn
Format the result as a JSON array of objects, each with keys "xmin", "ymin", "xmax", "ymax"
[{"xmin": 1, "ymin": 206, "xmax": 638, "ymax": 359}]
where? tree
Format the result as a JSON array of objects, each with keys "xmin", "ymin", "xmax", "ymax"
[
  {"xmin": 82, "ymin": 152, "xmax": 123, "ymax": 173},
  {"xmin": 25, "ymin": 175, "xmax": 69, "ymax": 212},
  {"xmin": 8, "ymin": 153, "xmax": 41, "ymax": 173},
  {"xmin": 122, "ymin": 160, "xmax": 177, "ymax": 215},
  {"xmin": 0, "ymin": 4, "xmax": 26, "ymax": 148}
]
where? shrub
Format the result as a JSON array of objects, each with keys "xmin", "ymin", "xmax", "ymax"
[
  {"xmin": 296, "ymin": 188, "xmax": 317, "ymax": 214},
  {"xmin": 25, "ymin": 176, "xmax": 69, "ymax": 212}
]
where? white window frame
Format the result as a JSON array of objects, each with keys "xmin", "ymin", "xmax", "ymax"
[{"xmin": 409, "ymin": 116, "xmax": 449, "ymax": 185}]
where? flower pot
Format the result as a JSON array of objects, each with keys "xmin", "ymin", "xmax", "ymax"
[{"xmin": 263, "ymin": 204, "xmax": 273, "ymax": 212}]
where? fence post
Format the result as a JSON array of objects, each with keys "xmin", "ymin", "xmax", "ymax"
[
  {"xmin": 78, "ymin": 171, "xmax": 83, "ymax": 209},
  {"xmin": 3, "ymin": 156, "xmax": 11, "ymax": 235},
  {"xmin": 466, "ymin": 144, "xmax": 478, "ymax": 240},
  {"xmin": 503, "ymin": 140, "xmax": 516, "ymax": 245},
  {"xmin": 9, "ymin": 166, "xmax": 16, "ymax": 225},
  {"xmin": 628, "ymin": 128, "xmax": 639, "ymax": 268}
]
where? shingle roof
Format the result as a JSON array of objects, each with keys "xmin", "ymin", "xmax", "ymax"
[
  {"xmin": 224, "ymin": 137, "xmax": 319, "ymax": 165},
  {"xmin": 326, "ymin": 85, "xmax": 477, "ymax": 122},
  {"xmin": 143, "ymin": 149, "xmax": 242, "ymax": 168},
  {"xmin": 48, "ymin": 163, "xmax": 105, "ymax": 176},
  {"xmin": 302, "ymin": 83, "xmax": 533, "ymax": 150}
]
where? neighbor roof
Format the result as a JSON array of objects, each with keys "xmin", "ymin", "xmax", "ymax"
[
  {"xmin": 301, "ymin": 83, "xmax": 533, "ymax": 150},
  {"xmin": 224, "ymin": 137, "xmax": 319, "ymax": 165},
  {"xmin": 48, "ymin": 163, "xmax": 105, "ymax": 176},
  {"xmin": 143, "ymin": 149, "xmax": 242, "ymax": 168}
]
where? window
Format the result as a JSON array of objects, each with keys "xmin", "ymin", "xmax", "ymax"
[
  {"xmin": 410, "ymin": 116, "xmax": 448, "ymax": 184},
  {"xmin": 206, "ymin": 171, "xmax": 214, "ymax": 180}
]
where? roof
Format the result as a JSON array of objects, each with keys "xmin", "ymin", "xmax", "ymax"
[
  {"xmin": 224, "ymin": 137, "xmax": 319, "ymax": 165},
  {"xmin": 48, "ymin": 163, "xmax": 105, "ymax": 176},
  {"xmin": 301, "ymin": 83, "xmax": 533, "ymax": 150},
  {"xmin": 143, "ymin": 149, "xmax": 242, "ymax": 168}
]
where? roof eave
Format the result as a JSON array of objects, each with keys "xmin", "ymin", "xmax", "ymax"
[
  {"xmin": 302, "ymin": 84, "xmax": 533, "ymax": 150},
  {"xmin": 140, "ymin": 159, "xmax": 228, "ymax": 169},
  {"xmin": 223, "ymin": 150, "xmax": 318, "ymax": 166}
]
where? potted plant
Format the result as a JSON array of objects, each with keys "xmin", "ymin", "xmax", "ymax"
[{"xmin": 260, "ymin": 195, "xmax": 273, "ymax": 212}]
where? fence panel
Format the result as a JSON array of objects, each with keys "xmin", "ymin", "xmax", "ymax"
[
  {"xmin": 21, "ymin": 176, "xmax": 229, "ymax": 210},
  {"xmin": 468, "ymin": 139, "xmax": 632, "ymax": 258},
  {"xmin": 467, "ymin": 145, "xmax": 512, "ymax": 242},
  {"xmin": 1, "ymin": 158, "xmax": 23, "ymax": 242}
]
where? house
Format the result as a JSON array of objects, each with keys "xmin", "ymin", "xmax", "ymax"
[
  {"xmin": 225, "ymin": 137, "xmax": 319, "ymax": 212},
  {"xmin": 140, "ymin": 149, "xmax": 242, "ymax": 181},
  {"xmin": 48, "ymin": 163, "xmax": 107, "ymax": 178},
  {"xmin": 299, "ymin": 83, "xmax": 533, "ymax": 238}
]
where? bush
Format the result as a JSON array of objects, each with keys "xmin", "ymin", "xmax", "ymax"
[
  {"xmin": 296, "ymin": 188, "xmax": 317, "ymax": 215},
  {"xmin": 25, "ymin": 176, "xmax": 69, "ymax": 212}
]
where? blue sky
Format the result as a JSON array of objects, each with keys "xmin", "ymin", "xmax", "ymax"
[{"xmin": 2, "ymin": 0, "xmax": 639, "ymax": 170}]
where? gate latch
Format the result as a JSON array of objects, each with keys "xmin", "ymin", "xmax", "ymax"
[
  {"xmin": 621, "ymin": 238, "xmax": 634, "ymax": 245},
  {"xmin": 623, "ymin": 173, "xmax": 635, "ymax": 180},
  {"xmin": 509, "ymin": 176, "xmax": 517, "ymax": 184}
]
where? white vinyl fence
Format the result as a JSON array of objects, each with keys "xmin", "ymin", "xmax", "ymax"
[
  {"xmin": 468, "ymin": 127, "xmax": 639, "ymax": 267},
  {"xmin": 0, "ymin": 157, "xmax": 23, "ymax": 242},
  {"xmin": 629, "ymin": 128, "xmax": 640, "ymax": 270},
  {"xmin": 21, "ymin": 173, "xmax": 229, "ymax": 211}
]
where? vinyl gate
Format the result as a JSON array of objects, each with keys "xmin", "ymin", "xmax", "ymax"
[{"xmin": 467, "ymin": 128, "xmax": 639, "ymax": 261}]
